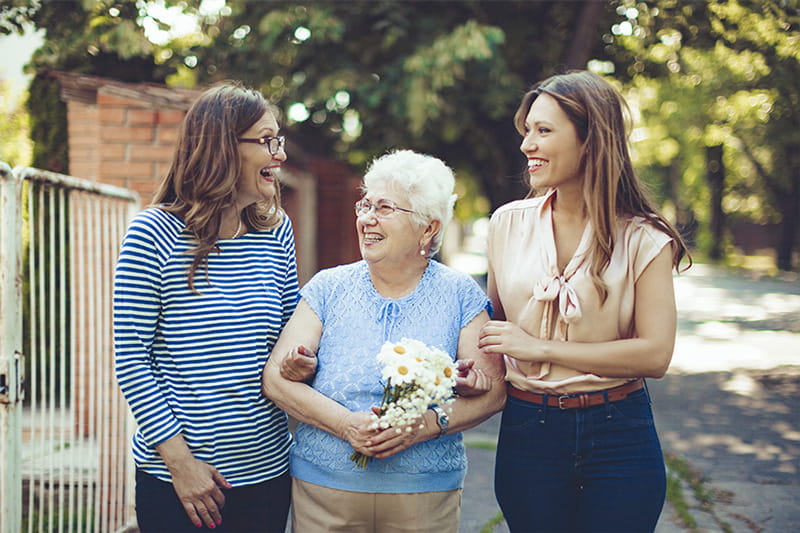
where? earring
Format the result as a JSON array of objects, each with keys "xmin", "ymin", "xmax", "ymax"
[{"xmin": 420, "ymin": 249, "xmax": 426, "ymax": 256}]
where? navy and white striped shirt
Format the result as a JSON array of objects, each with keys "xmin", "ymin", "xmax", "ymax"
[{"xmin": 113, "ymin": 207, "xmax": 298, "ymax": 486}]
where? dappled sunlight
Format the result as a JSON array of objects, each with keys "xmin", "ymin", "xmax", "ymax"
[
  {"xmin": 670, "ymin": 331, "xmax": 800, "ymax": 373},
  {"xmin": 772, "ymin": 422, "xmax": 800, "ymax": 442},
  {"xmin": 720, "ymin": 372, "xmax": 762, "ymax": 396}
]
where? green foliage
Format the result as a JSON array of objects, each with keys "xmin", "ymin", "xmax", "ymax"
[
  {"xmin": 186, "ymin": 0, "xmax": 619, "ymax": 211},
  {"xmin": 26, "ymin": 74, "xmax": 68, "ymax": 173},
  {"xmin": 7, "ymin": 0, "xmax": 622, "ymax": 217},
  {"xmin": 0, "ymin": 80, "xmax": 32, "ymax": 166},
  {"xmin": 612, "ymin": 0, "xmax": 800, "ymax": 269}
]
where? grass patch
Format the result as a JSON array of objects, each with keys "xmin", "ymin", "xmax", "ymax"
[
  {"xmin": 480, "ymin": 510, "xmax": 505, "ymax": 533},
  {"xmin": 665, "ymin": 452, "xmax": 698, "ymax": 528},
  {"xmin": 664, "ymin": 452, "xmax": 734, "ymax": 533},
  {"xmin": 465, "ymin": 439, "xmax": 498, "ymax": 451}
]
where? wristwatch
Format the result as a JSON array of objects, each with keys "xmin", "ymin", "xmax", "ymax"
[{"xmin": 431, "ymin": 405, "xmax": 449, "ymax": 438}]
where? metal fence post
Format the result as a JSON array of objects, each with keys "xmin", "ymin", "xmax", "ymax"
[{"xmin": 0, "ymin": 161, "xmax": 24, "ymax": 533}]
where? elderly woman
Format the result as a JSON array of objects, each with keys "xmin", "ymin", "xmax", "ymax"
[{"xmin": 261, "ymin": 150, "xmax": 505, "ymax": 533}]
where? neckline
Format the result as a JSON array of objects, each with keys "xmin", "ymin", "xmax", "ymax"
[
  {"xmin": 363, "ymin": 259, "xmax": 434, "ymax": 303},
  {"xmin": 541, "ymin": 192, "xmax": 592, "ymax": 277}
]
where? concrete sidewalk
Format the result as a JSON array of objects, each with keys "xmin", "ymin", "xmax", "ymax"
[{"xmin": 459, "ymin": 265, "xmax": 800, "ymax": 532}]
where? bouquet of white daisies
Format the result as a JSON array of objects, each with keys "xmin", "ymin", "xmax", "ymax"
[{"xmin": 350, "ymin": 338, "xmax": 458, "ymax": 468}]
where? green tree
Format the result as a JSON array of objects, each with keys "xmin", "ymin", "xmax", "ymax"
[
  {"xmin": 0, "ymin": 80, "xmax": 32, "ymax": 166},
  {"xmin": 3, "ymin": 0, "xmax": 621, "ymax": 211},
  {"xmin": 182, "ymin": 0, "xmax": 618, "ymax": 211},
  {"xmin": 1, "ymin": 0, "xmax": 200, "ymax": 171},
  {"xmin": 610, "ymin": 0, "xmax": 800, "ymax": 270}
]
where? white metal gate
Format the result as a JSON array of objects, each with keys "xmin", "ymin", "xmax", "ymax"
[{"xmin": 1, "ymin": 162, "xmax": 140, "ymax": 533}]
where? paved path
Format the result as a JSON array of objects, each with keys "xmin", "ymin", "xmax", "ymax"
[{"xmin": 460, "ymin": 264, "xmax": 800, "ymax": 533}]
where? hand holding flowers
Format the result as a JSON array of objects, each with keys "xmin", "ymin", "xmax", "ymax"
[{"xmin": 350, "ymin": 338, "xmax": 458, "ymax": 468}]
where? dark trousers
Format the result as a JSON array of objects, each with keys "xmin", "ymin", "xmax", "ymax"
[
  {"xmin": 135, "ymin": 469, "xmax": 291, "ymax": 533},
  {"xmin": 494, "ymin": 387, "xmax": 666, "ymax": 533}
]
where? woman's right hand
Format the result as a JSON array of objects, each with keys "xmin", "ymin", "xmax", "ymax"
[
  {"xmin": 169, "ymin": 456, "xmax": 230, "ymax": 528},
  {"xmin": 454, "ymin": 359, "xmax": 493, "ymax": 396},
  {"xmin": 157, "ymin": 434, "xmax": 231, "ymax": 529},
  {"xmin": 279, "ymin": 345, "xmax": 317, "ymax": 382},
  {"xmin": 338, "ymin": 411, "xmax": 381, "ymax": 456}
]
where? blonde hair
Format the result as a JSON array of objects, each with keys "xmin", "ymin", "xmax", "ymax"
[
  {"xmin": 514, "ymin": 71, "xmax": 690, "ymax": 302},
  {"xmin": 152, "ymin": 82, "xmax": 283, "ymax": 292}
]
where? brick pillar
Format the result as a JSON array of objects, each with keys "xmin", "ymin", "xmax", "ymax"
[{"xmin": 66, "ymin": 101, "xmax": 100, "ymax": 180}]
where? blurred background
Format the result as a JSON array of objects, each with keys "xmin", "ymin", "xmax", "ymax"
[
  {"xmin": 1, "ymin": 0, "xmax": 798, "ymax": 278},
  {"xmin": 1, "ymin": 3, "xmax": 798, "ymax": 532}
]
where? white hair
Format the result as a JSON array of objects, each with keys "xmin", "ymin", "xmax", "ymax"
[{"xmin": 362, "ymin": 149, "xmax": 457, "ymax": 256}]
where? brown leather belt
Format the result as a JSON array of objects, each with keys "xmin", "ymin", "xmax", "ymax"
[{"xmin": 508, "ymin": 379, "xmax": 644, "ymax": 409}]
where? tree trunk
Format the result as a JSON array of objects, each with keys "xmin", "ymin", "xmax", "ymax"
[
  {"xmin": 667, "ymin": 157, "xmax": 698, "ymax": 248},
  {"xmin": 706, "ymin": 145, "xmax": 725, "ymax": 261},
  {"xmin": 562, "ymin": 1, "xmax": 608, "ymax": 69},
  {"xmin": 775, "ymin": 168, "xmax": 798, "ymax": 271}
]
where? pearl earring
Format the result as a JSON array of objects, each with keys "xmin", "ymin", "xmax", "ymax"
[{"xmin": 420, "ymin": 249, "xmax": 426, "ymax": 256}]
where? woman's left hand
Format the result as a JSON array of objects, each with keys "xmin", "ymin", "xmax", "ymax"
[{"xmin": 478, "ymin": 320, "xmax": 540, "ymax": 361}]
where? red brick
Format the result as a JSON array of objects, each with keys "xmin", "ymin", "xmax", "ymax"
[
  {"xmin": 154, "ymin": 162, "xmax": 172, "ymax": 179},
  {"xmin": 70, "ymin": 147, "xmax": 99, "ymax": 162},
  {"xmin": 100, "ymin": 160, "xmax": 153, "ymax": 179},
  {"xmin": 129, "ymin": 143, "xmax": 174, "ymax": 163},
  {"xmin": 69, "ymin": 135, "xmax": 99, "ymax": 148},
  {"xmin": 99, "ymin": 143, "xmax": 127, "ymax": 161},
  {"xmin": 128, "ymin": 177, "xmax": 160, "ymax": 199},
  {"xmin": 128, "ymin": 109, "xmax": 158, "ymax": 125},
  {"xmin": 70, "ymin": 162, "xmax": 97, "ymax": 181},
  {"xmin": 156, "ymin": 125, "xmax": 180, "ymax": 143},
  {"xmin": 157, "ymin": 109, "xmax": 185, "ymax": 125},
  {"xmin": 97, "ymin": 92, "xmax": 144, "ymax": 107},
  {"xmin": 99, "ymin": 107, "xmax": 126, "ymax": 124},
  {"xmin": 68, "ymin": 107, "xmax": 99, "ymax": 123},
  {"xmin": 100, "ymin": 124, "xmax": 154, "ymax": 142}
]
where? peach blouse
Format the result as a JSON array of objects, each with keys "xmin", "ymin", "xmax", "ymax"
[{"xmin": 487, "ymin": 189, "xmax": 672, "ymax": 395}]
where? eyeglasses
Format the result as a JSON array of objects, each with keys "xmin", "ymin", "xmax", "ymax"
[
  {"xmin": 238, "ymin": 135, "xmax": 286, "ymax": 155},
  {"xmin": 354, "ymin": 198, "xmax": 417, "ymax": 218}
]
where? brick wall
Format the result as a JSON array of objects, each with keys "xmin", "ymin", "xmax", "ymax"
[
  {"xmin": 309, "ymin": 157, "xmax": 362, "ymax": 270},
  {"xmin": 58, "ymin": 74, "xmax": 364, "ymax": 277},
  {"xmin": 77, "ymin": 89, "xmax": 186, "ymax": 203}
]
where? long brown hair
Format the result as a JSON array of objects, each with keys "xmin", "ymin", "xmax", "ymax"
[
  {"xmin": 152, "ymin": 82, "xmax": 283, "ymax": 292},
  {"xmin": 514, "ymin": 70, "xmax": 690, "ymax": 302}
]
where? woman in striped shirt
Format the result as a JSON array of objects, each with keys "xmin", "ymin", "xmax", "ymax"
[{"xmin": 114, "ymin": 82, "xmax": 297, "ymax": 532}]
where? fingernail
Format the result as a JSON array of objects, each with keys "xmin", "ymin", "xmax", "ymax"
[
  {"xmin": 209, "ymin": 524, "xmax": 216, "ymax": 530},
  {"xmin": 216, "ymin": 520, "xmax": 222, "ymax": 525},
  {"xmin": 195, "ymin": 523, "xmax": 202, "ymax": 528}
]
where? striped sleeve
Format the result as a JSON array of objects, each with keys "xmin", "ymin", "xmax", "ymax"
[
  {"xmin": 277, "ymin": 214, "xmax": 299, "ymax": 328},
  {"xmin": 113, "ymin": 210, "xmax": 183, "ymax": 447}
]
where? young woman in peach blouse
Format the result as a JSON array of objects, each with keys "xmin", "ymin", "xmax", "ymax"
[{"xmin": 479, "ymin": 70, "xmax": 690, "ymax": 532}]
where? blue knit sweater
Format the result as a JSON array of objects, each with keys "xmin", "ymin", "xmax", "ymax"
[{"xmin": 290, "ymin": 260, "xmax": 490, "ymax": 493}]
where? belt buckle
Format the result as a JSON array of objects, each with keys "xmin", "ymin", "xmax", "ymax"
[{"xmin": 557, "ymin": 395, "xmax": 570, "ymax": 410}]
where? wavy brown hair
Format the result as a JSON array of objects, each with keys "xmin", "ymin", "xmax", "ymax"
[
  {"xmin": 514, "ymin": 70, "xmax": 690, "ymax": 302},
  {"xmin": 152, "ymin": 82, "xmax": 283, "ymax": 292}
]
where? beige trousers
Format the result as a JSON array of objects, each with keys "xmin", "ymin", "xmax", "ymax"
[{"xmin": 291, "ymin": 477, "xmax": 461, "ymax": 533}]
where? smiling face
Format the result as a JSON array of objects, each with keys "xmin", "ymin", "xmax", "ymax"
[
  {"xmin": 356, "ymin": 183, "xmax": 431, "ymax": 267},
  {"xmin": 520, "ymin": 93, "xmax": 584, "ymax": 192},
  {"xmin": 234, "ymin": 111, "xmax": 286, "ymax": 209}
]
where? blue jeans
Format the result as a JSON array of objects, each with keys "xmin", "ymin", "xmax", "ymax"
[{"xmin": 494, "ymin": 386, "xmax": 666, "ymax": 533}]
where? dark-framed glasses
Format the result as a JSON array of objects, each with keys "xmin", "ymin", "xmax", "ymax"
[
  {"xmin": 354, "ymin": 198, "xmax": 417, "ymax": 218},
  {"xmin": 238, "ymin": 135, "xmax": 286, "ymax": 155}
]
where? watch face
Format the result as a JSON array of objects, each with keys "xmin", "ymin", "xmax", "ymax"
[{"xmin": 434, "ymin": 406, "xmax": 449, "ymax": 433}]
